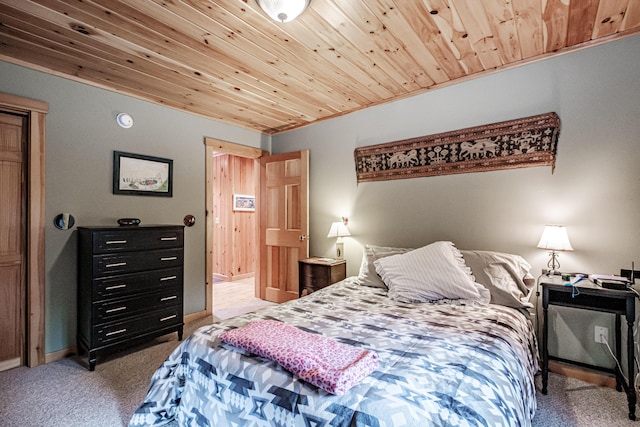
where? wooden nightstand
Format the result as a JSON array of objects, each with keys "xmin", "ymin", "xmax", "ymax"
[
  {"xmin": 541, "ymin": 276, "xmax": 636, "ymax": 420},
  {"xmin": 298, "ymin": 258, "xmax": 346, "ymax": 296}
]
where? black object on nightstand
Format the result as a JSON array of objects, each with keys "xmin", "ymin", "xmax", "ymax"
[
  {"xmin": 77, "ymin": 225, "xmax": 184, "ymax": 371},
  {"xmin": 298, "ymin": 258, "xmax": 346, "ymax": 297},
  {"xmin": 541, "ymin": 276, "xmax": 636, "ymax": 420}
]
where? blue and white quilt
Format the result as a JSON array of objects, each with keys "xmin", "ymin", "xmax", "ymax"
[{"xmin": 130, "ymin": 278, "xmax": 538, "ymax": 426}]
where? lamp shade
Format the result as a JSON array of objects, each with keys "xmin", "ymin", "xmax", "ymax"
[
  {"xmin": 256, "ymin": 0, "xmax": 310, "ymax": 22},
  {"xmin": 327, "ymin": 221, "xmax": 350, "ymax": 238},
  {"xmin": 537, "ymin": 225, "xmax": 573, "ymax": 251}
]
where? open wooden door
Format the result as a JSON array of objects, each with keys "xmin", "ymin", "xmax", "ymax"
[{"xmin": 258, "ymin": 150, "xmax": 309, "ymax": 303}]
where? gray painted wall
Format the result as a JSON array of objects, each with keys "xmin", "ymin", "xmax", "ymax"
[
  {"xmin": 271, "ymin": 35, "xmax": 640, "ymax": 369},
  {"xmin": 0, "ymin": 61, "xmax": 267, "ymax": 353},
  {"xmin": 2, "ymin": 34, "xmax": 639, "ymax": 369}
]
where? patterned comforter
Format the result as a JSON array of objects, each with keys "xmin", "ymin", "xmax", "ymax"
[{"xmin": 129, "ymin": 278, "xmax": 539, "ymax": 427}]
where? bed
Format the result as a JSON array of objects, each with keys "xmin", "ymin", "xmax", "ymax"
[{"xmin": 129, "ymin": 242, "xmax": 539, "ymax": 427}]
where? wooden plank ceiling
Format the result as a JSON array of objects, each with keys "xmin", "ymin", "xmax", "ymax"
[{"xmin": 0, "ymin": 0, "xmax": 638, "ymax": 134}]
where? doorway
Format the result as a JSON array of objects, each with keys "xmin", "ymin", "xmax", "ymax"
[
  {"xmin": 204, "ymin": 140, "xmax": 309, "ymax": 317},
  {"xmin": 210, "ymin": 153, "xmax": 256, "ymax": 283},
  {"xmin": 204, "ymin": 138, "xmax": 265, "ymax": 317}
]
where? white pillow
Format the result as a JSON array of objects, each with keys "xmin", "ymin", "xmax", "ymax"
[
  {"xmin": 374, "ymin": 241, "xmax": 490, "ymax": 304},
  {"xmin": 354, "ymin": 244, "xmax": 414, "ymax": 288},
  {"xmin": 460, "ymin": 250, "xmax": 535, "ymax": 308}
]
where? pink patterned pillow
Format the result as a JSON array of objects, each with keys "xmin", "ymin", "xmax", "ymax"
[{"xmin": 220, "ymin": 320, "xmax": 378, "ymax": 395}]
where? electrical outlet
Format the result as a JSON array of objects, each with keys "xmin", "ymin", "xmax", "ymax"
[{"xmin": 595, "ymin": 326, "xmax": 608, "ymax": 344}]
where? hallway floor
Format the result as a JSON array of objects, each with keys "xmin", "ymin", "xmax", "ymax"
[{"xmin": 213, "ymin": 277, "xmax": 277, "ymax": 319}]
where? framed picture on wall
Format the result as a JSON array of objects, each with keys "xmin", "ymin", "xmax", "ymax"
[
  {"xmin": 233, "ymin": 194, "xmax": 255, "ymax": 211},
  {"xmin": 113, "ymin": 151, "xmax": 173, "ymax": 197}
]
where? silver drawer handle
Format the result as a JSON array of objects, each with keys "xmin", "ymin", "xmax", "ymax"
[
  {"xmin": 106, "ymin": 240, "xmax": 127, "ymax": 244},
  {"xmin": 106, "ymin": 306, "xmax": 127, "ymax": 313},
  {"xmin": 160, "ymin": 257, "xmax": 177, "ymax": 261},
  {"xmin": 161, "ymin": 237, "xmax": 177, "ymax": 241},
  {"xmin": 160, "ymin": 315, "xmax": 177, "ymax": 322},
  {"xmin": 160, "ymin": 275, "xmax": 177, "ymax": 281},
  {"xmin": 105, "ymin": 262, "xmax": 127, "ymax": 268},
  {"xmin": 105, "ymin": 328, "xmax": 127, "ymax": 336},
  {"xmin": 105, "ymin": 284, "xmax": 126, "ymax": 290},
  {"xmin": 161, "ymin": 296, "xmax": 177, "ymax": 301}
]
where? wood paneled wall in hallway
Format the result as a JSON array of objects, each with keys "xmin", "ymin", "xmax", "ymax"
[{"xmin": 211, "ymin": 154, "xmax": 256, "ymax": 281}]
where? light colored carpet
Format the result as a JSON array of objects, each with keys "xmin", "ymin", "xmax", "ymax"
[
  {"xmin": 0, "ymin": 315, "xmax": 216, "ymax": 427},
  {"xmin": 1, "ymin": 314, "xmax": 637, "ymax": 426},
  {"xmin": 533, "ymin": 373, "xmax": 636, "ymax": 426}
]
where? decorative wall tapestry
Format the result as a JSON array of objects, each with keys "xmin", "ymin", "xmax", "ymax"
[{"xmin": 354, "ymin": 112, "xmax": 560, "ymax": 183}]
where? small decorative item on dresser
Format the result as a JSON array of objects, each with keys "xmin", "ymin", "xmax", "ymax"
[
  {"xmin": 117, "ymin": 217, "xmax": 141, "ymax": 226},
  {"xmin": 298, "ymin": 257, "xmax": 347, "ymax": 297}
]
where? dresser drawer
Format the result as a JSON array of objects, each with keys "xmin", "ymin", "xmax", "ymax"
[
  {"xmin": 93, "ymin": 248, "xmax": 183, "ymax": 276},
  {"xmin": 298, "ymin": 259, "xmax": 347, "ymax": 296},
  {"xmin": 94, "ymin": 287, "xmax": 182, "ymax": 323},
  {"xmin": 300, "ymin": 262, "xmax": 329, "ymax": 279},
  {"xmin": 93, "ymin": 267, "xmax": 182, "ymax": 299},
  {"xmin": 93, "ymin": 306, "xmax": 182, "ymax": 346},
  {"xmin": 92, "ymin": 228, "xmax": 183, "ymax": 253},
  {"xmin": 300, "ymin": 275, "xmax": 328, "ymax": 288}
]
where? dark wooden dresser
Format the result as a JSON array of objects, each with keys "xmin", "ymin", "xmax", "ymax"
[{"xmin": 77, "ymin": 225, "xmax": 184, "ymax": 370}]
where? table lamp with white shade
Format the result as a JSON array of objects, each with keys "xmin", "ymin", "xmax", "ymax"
[
  {"xmin": 327, "ymin": 218, "xmax": 350, "ymax": 259},
  {"xmin": 537, "ymin": 224, "xmax": 573, "ymax": 275}
]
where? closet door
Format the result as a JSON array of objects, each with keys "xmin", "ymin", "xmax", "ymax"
[{"xmin": 0, "ymin": 112, "xmax": 26, "ymax": 371}]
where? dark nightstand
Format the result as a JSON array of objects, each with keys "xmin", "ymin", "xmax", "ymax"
[
  {"xmin": 298, "ymin": 258, "xmax": 346, "ymax": 296},
  {"xmin": 541, "ymin": 276, "xmax": 636, "ymax": 420}
]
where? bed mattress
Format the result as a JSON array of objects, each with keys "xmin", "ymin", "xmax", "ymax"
[{"xmin": 130, "ymin": 278, "xmax": 538, "ymax": 426}]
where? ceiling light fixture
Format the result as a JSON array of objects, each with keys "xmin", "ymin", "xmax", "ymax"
[{"xmin": 256, "ymin": 0, "xmax": 310, "ymax": 23}]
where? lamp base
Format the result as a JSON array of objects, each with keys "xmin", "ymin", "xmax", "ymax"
[
  {"xmin": 546, "ymin": 250, "xmax": 561, "ymax": 275},
  {"xmin": 335, "ymin": 241, "xmax": 344, "ymax": 260},
  {"xmin": 544, "ymin": 269, "xmax": 562, "ymax": 276}
]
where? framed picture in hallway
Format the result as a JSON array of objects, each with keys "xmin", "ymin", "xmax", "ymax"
[{"xmin": 233, "ymin": 194, "xmax": 255, "ymax": 211}]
